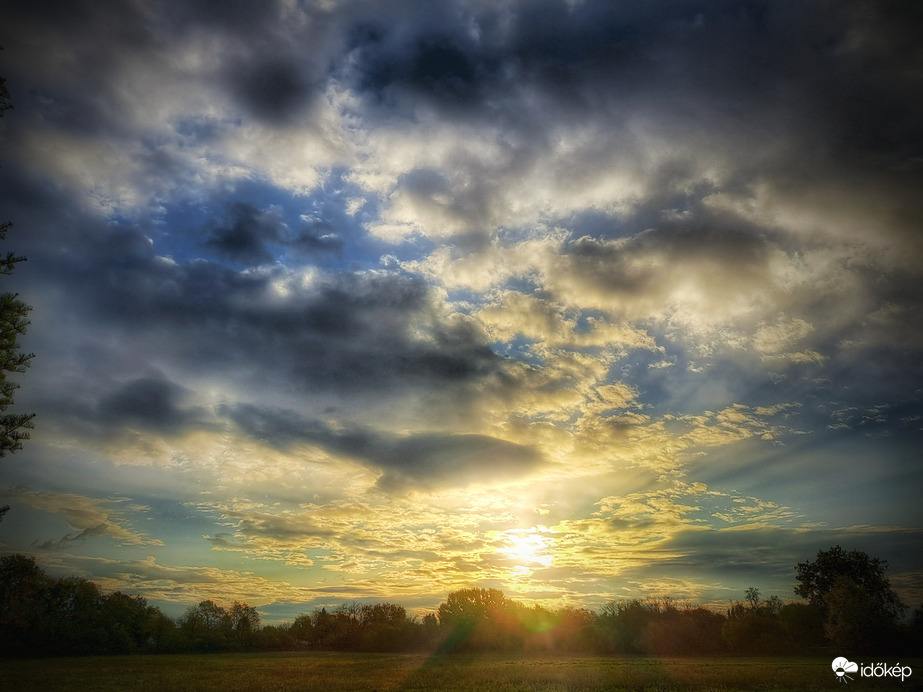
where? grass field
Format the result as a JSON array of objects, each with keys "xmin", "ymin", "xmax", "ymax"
[{"xmin": 2, "ymin": 652, "xmax": 921, "ymax": 692}]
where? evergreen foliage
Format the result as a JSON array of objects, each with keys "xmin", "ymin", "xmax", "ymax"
[{"xmin": 0, "ymin": 73, "xmax": 34, "ymax": 462}]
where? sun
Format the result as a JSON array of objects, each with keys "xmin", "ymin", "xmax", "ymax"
[{"xmin": 499, "ymin": 527, "xmax": 554, "ymax": 569}]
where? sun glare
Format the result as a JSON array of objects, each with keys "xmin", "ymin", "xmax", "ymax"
[{"xmin": 499, "ymin": 527, "xmax": 554, "ymax": 569}]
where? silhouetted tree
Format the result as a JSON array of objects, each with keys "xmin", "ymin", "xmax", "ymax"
[
  {"xmin": 779, "ymin": 601, "xmax": 826, "ymax": 650},
  {"xmin": 0, "ymin": 555, "xmax": 177, "ymax": 656},
  {"xmin": 0, "ymin": 554, "xmax": 50, "ymax": 654},
  {"xmin": 0, "ymin": 73, "xmax": 11, "ymax": 117},
  {"xmin": 0, "ymin": 73, "xmax": 33, "ymax": 466},
  {"xmin": 637, "ymin": 600, "xmax": 724, "ymax": 656},
  {"xmin": 255, "ymin": 623, "xmax": 294, "ymax": 650},
  {"xmin": 310, "ymin": 607, "xmax": 335, "ymax": 647},
  {"xmin": 796, "ymin": 546, "xmax": 904, "ymax": 652},
  {"xmin": 179, "ymin": 599, "xmax": 231, "ymax": 651},
  {"xmin": 417, "ymin": 612, "xmax": 440, "ymax": 649},
  {"xmin": 824, "ymin": 575, "xmax": 899, "ymax": 653},
  {"xmin": 289, "ymin": 612, "xmax": 314, "ymax": 644},
  {"xmin": 146, "ymin": 607, "xmax": 180, "ymax": 652},
  {"xmin": 47, "ymin": 577, "xmax": 111, "ymax": 655},
  {"xmin": 332, "ymin": 602, "xmax": 362, "ymax": 649},
  {"xmin": 795, "ymin": 546, "xmax": 903, "ymax": 614},
  {"xmin": 438, "ymin": 587, "xmax": 514, "ymax": 651},
  {"xmin": 723, "ymin": 589, "xmax": 786, "ymax": 653},
  {"xmin": 97, "ymin": 591, "xmax": 150, "ymax": 653},
  {"xmin": 228, "ymin": 600, "xmax": 260, "ymax": 649},
  {"xmin": 358, "ymin": 602, "xmax": 410, "ymax": 651},
  {"xmin": 598, "ymin": 599, "xmax": 648, "ymax": 653},
  {"xmin": 548, "ymin": 606, "xmax": 600, "ymax": 652}
]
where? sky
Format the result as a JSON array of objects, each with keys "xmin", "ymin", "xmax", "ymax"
[{"xmin": 1, "ymin": 0, "xmax": 921, "ymax": 622}]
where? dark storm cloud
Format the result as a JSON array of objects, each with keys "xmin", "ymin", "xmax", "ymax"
[
  {"xmin": 227, "ymin": 56, "xmax": 317, "ymax": 125},
  {"xmin": 291, "ymin": 216, "xmax": 343, "ymax": 257},
  {"xmin": 161, "ymin": 0, "xmax": 282, "ymax": 34},
  {"xmin": 564, "ymin": 221, "xmax": 770, "ymax": 295},
  {"xmin": 224, "ymin": 403, "xmax": 543, "ymax": 491},
  {"xmin": 2, "ymin": 0, "xmax": 338, "ymax": 154},
  {"xmin": 351, "ymin": 28, "xmax": 490, "ymax": 110},
  {"xmin": 342, "ymin": 2, "xmax": 792, "ymax": 114},
  {"xmin": 6, "ymin": 0, "xmax": 919, "ymax": 169},
  {"xmin": 197, "ymin": 192, "xmax": 348, "ymax": 266},
  {"xmin": 91, "ymin": 256, "xmax": 499, "ymax": 393},
  {"xmin": 345, "ymin": 0, "xmax": 921, "ymax": 236},
  {"xmin": 97, "ymin": 376, "xmax": 203, "ymax": 436},
  {"xmin": 2, "ymin": 0, "xmax": 918, "ymax": 422},
  {"xmin": 2, "ymin": 177, "xmax": 503, "ymax": 410},
  {"xmin": 19, "ymin": 369, "xmax": 210, "ymax": 444},
  {"xmin": 204, "ymin": 202, "xmax": 287, "ymax": 264},
  {"xmin": 345, "ymin": 0, "xmax": 671, "ymax": 112},
  {"xmin": 1, "ymin": 1, "xmax": 158, "ymax": 136}
]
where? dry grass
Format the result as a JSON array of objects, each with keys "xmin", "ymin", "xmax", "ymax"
[{"xmin": 2, "ymin": 652, "xmax": 920, "ymax": 691}]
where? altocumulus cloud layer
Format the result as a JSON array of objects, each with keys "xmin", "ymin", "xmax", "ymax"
[{"xmin": 1, "ymin": 0, "xmax": 921, "ymax": 618}]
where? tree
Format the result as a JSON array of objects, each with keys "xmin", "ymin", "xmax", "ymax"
[
  {"xmin": 0, "ymin": 554, "xmax": 51, "ymax": 654},
  {"xmin": 795, "ymin": 546, "xmax": 905, "ymax": 652},
  {"xmin": 228, "ymin": 600, "xmax": 260, "ymax": 648},
  {"xmin": 437, "ymin": 588, "xmax": 515, "ymax": 651},
  {"xmin": 100, "ymin": 591, "xmax": 145, "ymax": 653},
  {"xmin": 723, "ymin": 589, "xmax": 786, "ymax": 653},
  {"xmin": 0, "ymin": 554, "xmax": 183, "ymax": 656},
  {"xmin": 0, "ymin": 287, "xmax": 33, "ymax": 456},
  {"xmin": 310, "ymin": 607, "xmax": 335, "ymax": 647},
  {"xmin": 179, "ymin": 599, "xmax": 231, "ymax": 650},
  {"xmin": 824, "ymin": 575, "xmax": 898, "ymax": 652},
  {"xmin": 779, "ymin": 601, "xmax": 826, "ymax": 650},
  {"xmin": 0, "ymin": 72, "xmax": 34, "ymax": 467},
  {"xmin": 438, "ymin": 587, "xmax": 508, "ymax": 630},
  {"xmin": 289, "ymin": 612, "xmax": 314, "ymax": 644},
  {"xmin": 358, "ymin": 602, "xmax": 410, "ymax": 651},
  {"xmin": 45, "ymin": 576, "xmax": 105, "ymax": 655},
  {"xmin": 795, "ymin": 546, "xmax": 904, "ymax": 617},
  {"xmin": 0, "ymin": 74, "xmax": 11, "ymax": 117}
]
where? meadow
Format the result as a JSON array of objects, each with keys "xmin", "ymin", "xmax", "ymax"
[{"xmin": 3, "ymin": 652, "xmax": 921, "ymax": 692}]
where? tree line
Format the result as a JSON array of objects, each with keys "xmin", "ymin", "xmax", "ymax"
[{"xmin": 1, "ymin": 546, "xmax": 921, "ymax": 658}]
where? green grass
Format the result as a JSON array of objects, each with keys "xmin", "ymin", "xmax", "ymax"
[{"xmin": 2, "ymin": 652, "xmax": 921, "ymax": 692}]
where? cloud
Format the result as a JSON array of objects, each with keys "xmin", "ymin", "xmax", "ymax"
[
  {"xmin": 97, "ymin": 376, "xmax": 205, "ymax": 436},
  {"xmin": 373, "ymin": 433, "xmax": 543, "ymax": 492},
  {"xmin": 227, "ymin": 56, "xmax": 317, "ymax": 126},
  {"xmin": 31, "ymin": 524, "xmax": 109, "ymax": 551},
  {"xmin": 204, "ymin": 202, "xmax": 288, "ymax": 264},
  {"xmin": 38, "ymin": 553, "xmax": 296, "ymax": 608},
  {"xmin": 223, "ymin": 403, "xmax": 544, "ymax": 491},
  {"xmin": 8, "ymin": 202, "xmax": 510, "ymax": 429},
  {"xmin": 1, "ymin": 487, "xmax": 162, "ymax": 548},
  {"xmin": 555, "ymin": 226, "xmax": 772, "ymax": 323},
  {"xmin": 1, "ymin": 0, "xmax": 920, "ymax": 617}
]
